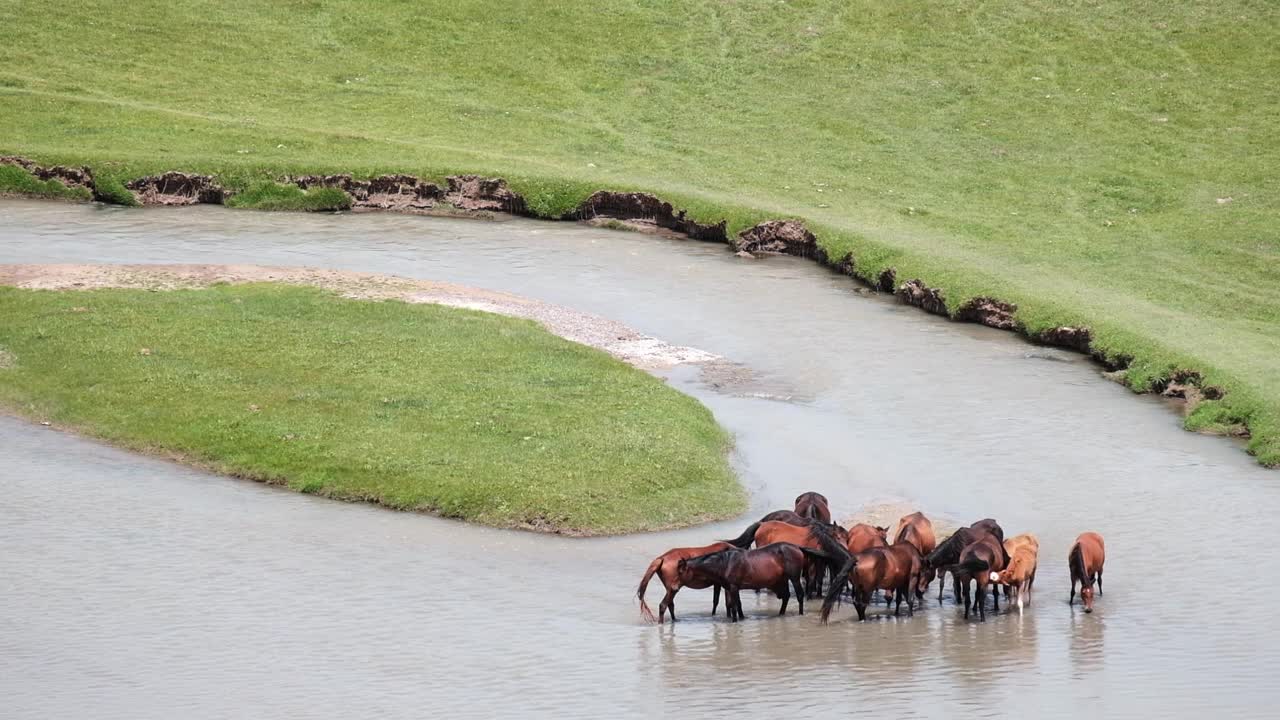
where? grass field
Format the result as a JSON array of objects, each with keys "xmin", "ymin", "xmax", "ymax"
[
  {"xmin": 0, "ymin": 285, "xmax": 742, "ymax": 533},
  {"xmin": 0, "ymin": 1, "xmax": 1277, "ymax": 464}
]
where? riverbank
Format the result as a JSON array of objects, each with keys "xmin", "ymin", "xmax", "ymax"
[
  {"xmin": 2, "ymin": 0, "xmax": 1276, "ymax": 465},
  {"xmin": 0, "ymin": 273, "xmax": 743, "ymax": 534}
]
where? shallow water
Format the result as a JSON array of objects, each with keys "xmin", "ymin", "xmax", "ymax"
[{"xmin": 2, "ymin": 200, "xmax": 1278, "ymax": 719}]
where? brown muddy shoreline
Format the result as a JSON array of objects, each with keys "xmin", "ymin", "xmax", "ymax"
[{"xmin": 0, "ymin": 155, "xmax": 1245, "ymax": 443}]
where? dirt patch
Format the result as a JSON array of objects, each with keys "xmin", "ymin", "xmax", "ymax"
[
  {"xmin": 0, "ymin": 264, "xmax": 719, "ymax": 371},
  {"xmin": 290, "ymin": 173, "xmax": 444, "ymax": 212},
  {"xmin": 0, "ymin": 348, "xmax": 15, "ymax": 370},
  {"xmin": 877, "ymin": 268, "xmax": 897, "ymax": 293},
  {"xmin": 1035, "ymin": 325, "xmax": 1092, "ymax": 352},
  {"xmin": 735, "ymin": 220, "xmax": 819, "ymax": 258},
  {"xmin": 444, "ymin": 175, "xmax": 527, "ymax": 215},
  {"xmin": 954, "ymin": 296, "xmax": 1018, "ymax": 330},
  {"xmin": 126, "ymin": 172, "xmax": 226, "ymax": 205},
  {"xmin": 841, "ymin": 501, "xmax": 960, "ymax": 539},
  {"xmin": 1, "ymin": 155, "xmax": 95, "ymax": 192},
  {"xmin": 563, "ymin": 191, "xmax": 728, "ymax": 242},
  {"xmin": 895, "ymin": 279, "xmax": 948, "ymax": 317}
]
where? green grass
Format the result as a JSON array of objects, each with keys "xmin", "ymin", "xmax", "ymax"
[
  {"xmin": 225, "ymin": 181, "xmax": 352, "ymax": 211},
  {"xmin": 0, "ymin": 285, "xmax": 743, "ymax": 533},
  {"xmin": 0, "ymin": 164, "xmax": 91, "ymax": 201},
  {"xmin": 0, "ymin": 1, "xmax": 1277, "ymax": 464}
]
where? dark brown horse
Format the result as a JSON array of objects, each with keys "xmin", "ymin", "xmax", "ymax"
[
  {"xmin": 812, "ymin": 529, "xmax": 922, "ymax": 622},
  {"xmin": 924, "ymin": 527, "xmax": 975, "ymax": 604},
  {"xmin": 724, "ymin": 520, "xmax": 848, "ymax": 598},
  {"xmin": 636, "ymin": 541, "xmax": 734, "ymax": 623},
  {"xmin": 679, "ymin": 543, "xmax": 807, "ymax": 621},
  {"xmin": 955, "ymin": 533, "xmax": 1007, "ymax": 621},
  {"xmin": 1069, "ymin": 532, "xmax": 1106, "ymax": 613},
  {"xmin": 794, "ymin": 492, "xmax": 832, "ymax": 524},
  {"xmin": 760, "ymin": 509, "xmax": 827, "ymax": 527}
]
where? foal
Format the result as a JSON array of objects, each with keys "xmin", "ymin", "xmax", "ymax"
[
  {"xmin": 1068, "ymin": 532, "xmax": 1106, "ymax": 613},
  {"xmin": 991, "ymin": 533, "xmax": 1039, "ymax": 612}
]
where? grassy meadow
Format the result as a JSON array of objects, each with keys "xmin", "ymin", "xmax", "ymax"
[
  {"xmin": 0, "ymin": 285, "xmax": 743, "ymax": 533},
  {"xmin": 0, "ymin": 0, "xmax": 1277, "ymax": 464}
]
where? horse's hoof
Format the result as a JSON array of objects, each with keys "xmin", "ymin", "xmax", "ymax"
[{"xmin": 1084, "ymin": 608, "xmax": 1093, "ymax": 614}]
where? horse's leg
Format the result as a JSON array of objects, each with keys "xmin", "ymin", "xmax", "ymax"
[
  {"xmin": 1069, "ymin": 577, "xmax": 1077, "ymax": 606},
  {"xmin": 906, "ymin": 580, "xmax": 915, "ymax": 617},
  {"xmin": 1097, "ymin": 569, "xmax": 1103, "ymax": 595},
  {"xmin": 712, "ymin": 585, "xmax": 721, "ymax": 616},
  {"xmin": 992, "ymin": 583, "xmax": 1000, "ymax": 613},
  {"xmin": 962, "ymin": 580, "xmax": 971, "ymax": 619},
  {"xmin": 937, "ymin": 571, "xmax": 946, "ymax": 604},
  {"xmin": 778, "ymin": 583, "xmax": 790, "ymax": 616},
  {"xmin": 953, "ymin": 574, "xmax": 963, "ymax": 604},
  {"xmin": 976, "ymin": 584, "xmax": 987, "ymax": 621},
  {"xmin": 791, "ymin": 572, "xmax": 806, "ymax": 616},
  {"xmin": 659, "ymin": 588, "xmax": 676, "ymax": 623}
]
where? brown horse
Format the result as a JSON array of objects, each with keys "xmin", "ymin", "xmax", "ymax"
[
  {"xmin": 679, "ymin": 543, "xmax": 807, "ymax": 621},
  {"xmin": 1069, "ymin": 532, "xmax": 1106, "ymax": 613},
  {"xmin": 812, "ymin": 529, "xmax": 922, "ymax": 621},
  {"xmin": 846, "ymin": 523, "xmax": 889, "ymax": 554},
  {"xmin": 794, "ymin": 492, "xmax": 832, "ymax": 524},
  {"xmin": 923, "ymin": 527, "xmax": 975, "ymax": 604},
  {"xmin": 955, "ymin": 532, "xmax": 1007, "ymax": 621},
  {"xmin": 991, "ymin": 533, "xmax": 1039, "ymax": 612},
  {"xmin": 724, "ymin": 520, "xmax": 848, "ymax": 598},
  {"xmin": 894, "ymin": 512, "xmax": 937, "ymax": 556},
  {"xmin": 636, "ymin": 541, "xmax": 734, "ymax": 623}
]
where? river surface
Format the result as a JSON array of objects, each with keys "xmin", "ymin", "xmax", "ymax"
[{"xmin": 2, "ymin": 200, "xmax": 1278, "ymax": 719}]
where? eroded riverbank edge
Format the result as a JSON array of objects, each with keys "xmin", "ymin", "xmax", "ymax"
[{"xmin": 0, "ymin": 155, "xmax": 1267, "ymax": 465}]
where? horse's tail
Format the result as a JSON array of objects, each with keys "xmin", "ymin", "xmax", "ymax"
[
  {"xmin": 1069, "ymin": 543, "xmax": 1087, "ymax": 584},
  {"xmin": 820, "ymin": 556, "xmax": 856, "ymax": 623},
  {"xmin": 959, "ymin": 557, "xmax": 990, "ymax": 573},
  {"xmin": 801, "ymin": 502, "xmax": 820, "ymax": 522},
  {"xmin": 636, "ymin": 556, "xmax": 663, "ymax": 623},
  {"xmin": 722, "ymin": 521, "xmax": 760, "ymax": 549}
]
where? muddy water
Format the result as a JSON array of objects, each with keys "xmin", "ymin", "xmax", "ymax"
[{"xmin": 2, "ymin": 200, "xmax": 1278, "ymax": 719}]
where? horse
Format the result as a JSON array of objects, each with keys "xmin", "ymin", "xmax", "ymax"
[
  {"xmin": 678, "ymin": 543, "xmax": 807, "ymax": 621},
  {"xmin": 636, "ymin": 541, "xmax": 734, "ymax": 623},
  {"xmin": 894, "ymin": 512, "xmax": 936, "ymax": 598},
  {"xmin": 1069, "ymin": 532, "xmax": 1106, "ymax": 613},
  {"xmin": 723, "ymin": 520, "xmax": 848, "ymax": 598},
  {"xmin": 845, "ymin": 523, "xmax": 889, "ymax": 554},
  {"xmin": 954, "ymin": 533, "xmax": 1007, "ymax": 621},
  {"xmin": 991, "ymin": 534, "xmax": 1039, "ymax": 612},
  {"xmin": 794, "ymin": 491, "xmax": 831, "ymax": 524},
  {"xmin": 811, "ymin": 529, "xmax": 922, "ymax": 622},
  {"xmin": 924, "ymin": 527, "xmax": 975, "ymax": 604},
  {"xmin": 998, "ymin": 533, "xmax": 1039, "ymax": 599}
]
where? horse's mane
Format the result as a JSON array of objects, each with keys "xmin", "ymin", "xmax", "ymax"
[{"xmin": 927, "ymin": 527, "xmax": 972, "ymax": 567}]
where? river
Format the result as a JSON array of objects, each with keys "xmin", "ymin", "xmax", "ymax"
[{"xmin": 1, "ymin": 200, "xmax": 1277, "ymax": 718}]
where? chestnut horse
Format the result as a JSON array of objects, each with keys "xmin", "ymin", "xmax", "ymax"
[
  {"xmin": 812, "ymin": 529, "xmax": 923, "ymax": 621},
  {"xmin": 636, "ymin": 541, "xmax": 734, "ymax": 623},
  {"xmin": 1069, "ymin": 532, "xmax": 1106, "ymax": 613},
  {"xmin": 679, "ymin": 543, "xmax": 807, "ymax": 621},
  {"xmin": 724, "ymin": 520, "xmax": 848, "ymax": 598},
  {"xmin": 955, "ymin": 532, "xmax": 1007, "ymax": 621},
  {"xmin": 795, "ymin": 491, "xmax": 831, "ymax": 523},
  {"xmin": 991, "ymin": 533, "xmax": 1039, "ymax": 612},
  {"xmin": 846, "ymin": 523, "xmax": 889, "ymax": 553},
  {"xmin": 894, "ymin": 512, "xmax": 937, "ymax": 556}
]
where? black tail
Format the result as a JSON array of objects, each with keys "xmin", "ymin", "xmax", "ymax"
[
  {"xmin": 722, "ymin": 521, "xmax": 760, "ymax": 549},
  {"xmin": 1069, "ymin": 543, "xmax": 1088, "ymax": 585},
  {"xmin": 959, "ymin": 557, "xmax": 990, "ymax": 573}
]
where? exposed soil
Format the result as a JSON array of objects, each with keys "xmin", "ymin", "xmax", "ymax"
[
  {"xmin": 0, "ymin": 264, "xmax": 718, "ymax": 371},
  {"xmin": 955, "ymin": 296, "xmax": 1018, "ymax": 330},
  {"xmin": 290, "ymin": 173, "xmax": 443, "ymax": 212},
  {"xmin": 444, "ymin": 175, "xmax": 527, "ymax": 215},
  {"xmin": 563, "ymin": 191, "xmax": 727, "ymax": 242},
  {"xmin": 1, "ymin": 156, "xmax": 95, "ymax": 193},
  {"xmin": 1034, "ymin": 325, "xmax": 1092, "ymax": 352},
  {"xmin": 734, "ymin": 220, "xmax": 819, "ymax": 258},
  {"xmin": 895, "ymin": 279, "xmax": 949, "ymax": 317},
  {"xmin": 126, "ymin": 173, "xmax": 226, "ymax": 205}
]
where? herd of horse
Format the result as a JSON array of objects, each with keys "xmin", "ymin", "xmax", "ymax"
[{"xmin": 637, "ymin": 492, "xmax": 1106, "ymax": 624}]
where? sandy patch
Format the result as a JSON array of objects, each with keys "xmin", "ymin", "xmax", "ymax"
[
  {"xmin": 0, "ymin": 348, "xmax": 15, "ymax": 369},
  {"xmin": 0, "ymin": 264, "xmax": 719, "ymax": 370}
]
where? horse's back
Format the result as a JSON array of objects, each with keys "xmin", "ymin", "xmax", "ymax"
[{"xmin": 1074, "ymin": 532, "xmax": 1105, "ymax": 569}]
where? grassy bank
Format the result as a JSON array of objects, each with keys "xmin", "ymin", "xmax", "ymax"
[
  {"xmin": 0, "ymin": 284, "xmax": 743, "ymax": 533},
  {"xmin": 1, "ymin": 1, "xmax": 1277, "ymax": 464}
]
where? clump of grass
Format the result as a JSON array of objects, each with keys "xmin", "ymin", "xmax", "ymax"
[
  {"xmin": 0, "ymin": 284, "xmax": 743, "ymax": 533},
  {"xmin": 226, "ymin": 182, "xmax": 352, "ymax": 211},
  {"xmin": 0, "ymin": 164, "xmax": 92, "ymax": 201},
  {"xmin": 91, "ymin": 174, "xmax": 139, "ymax": 206}
]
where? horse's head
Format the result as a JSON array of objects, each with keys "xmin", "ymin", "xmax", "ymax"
[
  {"xmin": 874, "ymin": 525, "xmax": 889, "ymax": 541},
  {"xmin": 1080, "ymin": 585, "xmax": 1095, "ymax": 613}
]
